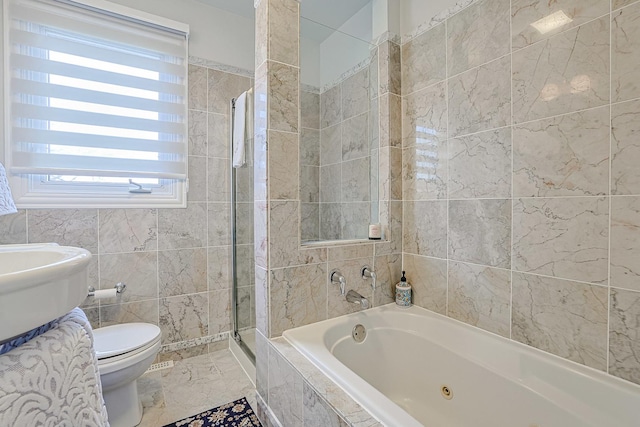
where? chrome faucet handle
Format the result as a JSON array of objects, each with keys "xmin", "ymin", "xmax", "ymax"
[
  {"xmin": 361, "ymin": 265, "xmax": 376, "ymax": 289},
  {"xmin": 330, "ymin": 270, "xmax": 346, "ymax": 295}
]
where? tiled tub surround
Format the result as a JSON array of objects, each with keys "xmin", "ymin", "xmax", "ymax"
[
  {"xmin": 0, "ymin": 61, "xmax": 253, "ymax": 359},
  {"xmin": 254, "ymin": 0, "xmax": 403, "ymax": 424},
  {"xmin": 401, "ymin": 0, "xmax": 640, "ymax": 386},
  {"xmin": 279, "ymin": 304, "xmax": 640, "ymax": 427}
]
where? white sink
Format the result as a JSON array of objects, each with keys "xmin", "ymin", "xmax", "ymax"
[{"xmin": 0, "ymin": 243, "xmax": 92, "ymax": 343}]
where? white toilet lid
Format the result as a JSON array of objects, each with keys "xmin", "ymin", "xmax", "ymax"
[{"xmin": 93, "ymin": 323, "xmax": 161, "ymax": 359}]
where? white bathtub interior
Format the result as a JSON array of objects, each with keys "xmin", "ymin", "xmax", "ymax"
[{"xmin": 283, "ymin": 304, "xmax": 640, "ymax": 427}]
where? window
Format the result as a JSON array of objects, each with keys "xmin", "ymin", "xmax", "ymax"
[{"xmin": 3, "ymin": 0, "xmax": 190, "ymax": 207}]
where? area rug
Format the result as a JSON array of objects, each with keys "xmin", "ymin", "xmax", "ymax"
[{"xmin": 162, "ymin": 397, "xmax": 262, "ymax": 427}]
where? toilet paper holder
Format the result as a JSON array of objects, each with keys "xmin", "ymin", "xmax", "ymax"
[{"xmin": 87, "ymin": 282, "xmax": 127, "ymax": 297}]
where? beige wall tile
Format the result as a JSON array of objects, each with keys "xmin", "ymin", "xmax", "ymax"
[
  {"xmin": 447, "ymin": 0, "xmax": 510, "ymax": 75},
  {"xmin": 513, "ymin": 16, "xmax": 610, "ymax": 123},
  {"xmin": 512, "ymin": 272, "xmax": 608, "ymax": 370},
  {"xmin": 613, "ymin": 3, "xmax": 640, "ymax": 102}
]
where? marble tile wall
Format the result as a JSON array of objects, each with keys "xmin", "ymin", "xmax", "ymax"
[
  {"xmin": 254, "ymin": 0, "xmax": 403, "ymax": 424},
  {"xmin": 401, "ymin": 0, "xmax": 640, "ymax": 385},
  {"xmin": 300, "ymin": 89, "xmax": 321, "ymax": 241},
  {"xmin": 313, "ymin": 65, "xmax": 378, "ymax": 241},
  {"xmin": 0, "ymin": 62, "xmax": 253, "ymax": 359}
]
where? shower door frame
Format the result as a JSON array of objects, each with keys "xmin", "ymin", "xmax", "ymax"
[{"xmin": 230, "ymin": 97, "xmax": 255, "ymax": 364}]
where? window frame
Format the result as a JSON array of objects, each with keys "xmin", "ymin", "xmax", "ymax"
[{"xmin": 2, "ymin": 0, "xmax": 190, "ymax": 209}]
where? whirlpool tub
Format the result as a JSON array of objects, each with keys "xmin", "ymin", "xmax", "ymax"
[{"xmin": 282, "ymin": 304, "xmax": 640, "ymax": 426}]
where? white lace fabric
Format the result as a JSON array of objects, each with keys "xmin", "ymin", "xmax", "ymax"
[{"xmin": 0, "ymin": 308, "xmax": 110, "ymax": 427}]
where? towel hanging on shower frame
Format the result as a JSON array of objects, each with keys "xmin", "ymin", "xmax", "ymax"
[{"xmin": 232, "ymin": 88, "xmax": 253, "ymax": 168}]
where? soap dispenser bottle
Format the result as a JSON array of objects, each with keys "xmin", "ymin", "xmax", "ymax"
[{"xmin": 395, "ymin": 271, "xmax": 412, "ymax": 308}]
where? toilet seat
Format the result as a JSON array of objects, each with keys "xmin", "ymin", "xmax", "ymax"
[
  {"xmin": 94, "ymin": 323, "xmax": 161, "ymax": 360},
  {"xmin": 93, "ymin": 323, "xmax": 161, "ymax": 375}
]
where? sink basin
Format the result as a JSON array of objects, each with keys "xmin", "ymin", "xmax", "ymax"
[{"xmin": 0, "ymin": 243, "xmax": 92, "ymax": 343}]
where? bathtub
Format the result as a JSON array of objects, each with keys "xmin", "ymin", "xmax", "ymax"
[{"xmin": 283, "ymin": 304, "xmax": 640, "ymax": 427}]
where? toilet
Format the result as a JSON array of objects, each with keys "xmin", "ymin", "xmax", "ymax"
[{"xmin": 93, "ymin": 323, "xmax": 162, "ymax": 427}]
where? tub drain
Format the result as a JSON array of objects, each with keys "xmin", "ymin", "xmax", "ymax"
[
  {"xmin": 352, "ymin": 324, "xmax": 366, "ymax": 343},
  {"xmin": 440, "ymin": 385, "xmax": 453, "ymax": 400}
]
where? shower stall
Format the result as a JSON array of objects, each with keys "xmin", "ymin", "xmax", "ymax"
[{"xmin": 230, "ymin": 95, "xmax": 256, "ymax": 363}]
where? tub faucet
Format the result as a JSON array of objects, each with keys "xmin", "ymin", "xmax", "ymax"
[
  {"xmin": 346, "ymin": 290, "xmax": 369, "ymax": 309},
  {"xmin": 331, "ymin": 270, "xmax": 346, "ymax": 295},
  {"xmin": 361, "ymin": 266, "xmax": 376, "ymax": 289}
]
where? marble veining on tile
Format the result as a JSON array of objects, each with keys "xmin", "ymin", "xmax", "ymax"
[
  {"xmin": 159, "ymin": 249, "xmax": 207, "ymax": 298},
  {"xmin": 208, "ymin": 112, "xmax": 229, "ymax": 159},
  {"xmin": 401, "ymin": 23, "xmax": 446, "ymax": 96},
  {"xmin": 612, "ymin": 99, "xmax": 640, "ymax": 195},
  {"xmin": 512, "ymin": 197, "xmax": 609, "ymax": 284},
  {"xmin": 208, "ymin": 69, "xmax": 252, "ymax": 115},
  {"xmin": 301, "ymin": 91, "xmax": 320, "ymax": 130},
  {"xmin": 269, "ymin": 346, "xmax": 303, "ymax": 426},
  {"xmin": 188, "ymin": 65, "xmax": 207, "ymax": 111},
  {"xmin": 512, "ymin": 16, "xmax": 610, "ymax": 124},
  {"xmin": 188, "ymin": 156, "xmax": 207, "ymax": 202},
  {"xmin": 403, "ymin": 254, "xmax": 447, "ymax": 314},
  {"xmin": 449, "ymin": 199, "xmax": 512, "ymax": 268},
  {"xmin": 341, "ymin": 69, "xmax": 369, "ymax": 120},
  {"xmin": 189, "ymin": 110, "xmax": 207, "ymax": 156},
  {"xmin": 268, "ymin": 130, "xmax": 299, "ymax": 200},
  {"xmin": 379, "ymin": 41, "xmax": 401, "ymax": 96},
  {"xmin": 402, "ymin": 139, "xmax": 447, "ymax": 200},
  {"xmin": 448, "ymin": 261, "xmax": 511, "ymax": 337},
  {"xmin": 513, "ymin": 107, "xmax": 610, "ymax": 197},
  {"xmin": 0, "ymin": 211, "xmax": 26, "ymax": 244},
  {"xmin": 268, "ymin": 0, "xmax": 299, "ymax": 67},
  {"xmin": 209, "ymin": 288, "xmax": 231, "ymax": 336},
  {"xmin": 28, "ymin": 209, "xmax": 98, "ymax": 253},
  {"xmin": 511, "ymin": 0, "xmax": 609, "ymax": 50},
  {"xmin": 448, "ymin": 127, "xmax": 511, "ymax": 199},
  {"xmin": 512, "ymin": 272, "xmax": 608, "ymax": 370},
  {"xmin": 402, "ymin": 82, "xmax": 447, "ymax": 147},
  {"xmin": 270, "ymin": 263, "xmax": 327, "ymax": 336},
  {"xmin": 303, "ymin": 382, "xmax": 348, "ymax": 427},
  {"xmin": 159, "ymin": 293, "xmax": 209, "ymax": 344},
  {"xmin": 341, "ymin": 158, "xmax": 370, "ymax": 202},
  {"xmin": 611, "ymin": 197, "xmax": 640, "ymax": 292},
  {"xmin": 100, "ymin": 251, "xmax": 157, "ymax": 302},
  {"xmin": 403, "ymin": 200, "xmax": 448, "ymax": 258},
  {"xmin": 613, "ymin": 0, "xmax": 640, "ymax": 10},
  {"xmin": 402, "ymin": 0, "xmax": 479, "ymax": 44},
  {"xmin": 100, "ymin": 299, "xmax": 159, "ymax": 328},
  {"xmin": 320, "ymin": 85, "xmax": 341, "ymax": 129},
  {"xmin": 342, "ymin": 113, "xmax": 369, "ymax": 161},
  {"xmin": 208, "ymin": 203, "xmax": 231, "ymax": 247},
  {"xmin": 447, "ymin": 0, "xmax": 510, "ymax": 76},
  {"xmin": 301, "ymin": 128, "xmax": 320, "ymax": 166},
  {"xmin": 138, "ymin": 350, "xmax": 256, "ymax": 427},
  {"xmin": 612, "ymin": 3, "xmax": 640, "ymax": 103},
  {"xmin": 609, "ymin": 288, "xmax": 640, "ymax": 385},
  {"xmin": 159, "ymin": 203, "xmax": 207, "ymax": 250},
  {"xmin": 320, "ymin": 124, "xmax": 342, "ymax": 166},
  {"xmin": 448, "ymin": 55, "xmax": 511, "ymax": 137},
  {"xmin": 340, "ymin": 203, "xmax": 370, "ymax": 240}
]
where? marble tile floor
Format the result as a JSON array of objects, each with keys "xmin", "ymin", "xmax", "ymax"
[{"xmin": 137, "ymin": 349, "xmax": 257, "ymax": 426}]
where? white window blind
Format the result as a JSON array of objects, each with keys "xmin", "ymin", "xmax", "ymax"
[{"xmin": 5, "ymin": 0, "xmax": 189, "ymax": 182}]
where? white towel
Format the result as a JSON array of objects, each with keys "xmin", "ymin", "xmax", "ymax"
[
  {"xmin": 0, "ymin": 308, "xmax": 110, "ymax": 427},
  {"xmin": 232, "ymin": 91, "xmax": 248, "ymax": 168},
  {"xmin": 232, "ymin": 89, "xmax": 253, "ymax": 168},
  {"xmin": 0, "ymin": 162, "xmax": 17, "ymax": 216}
]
